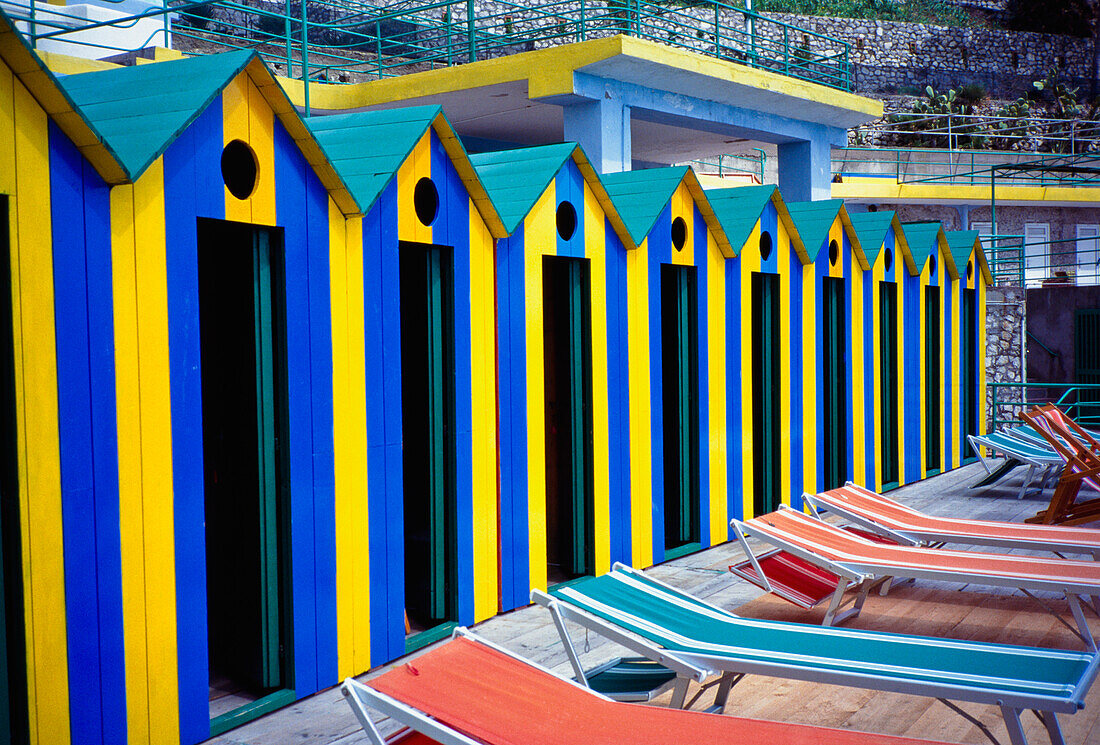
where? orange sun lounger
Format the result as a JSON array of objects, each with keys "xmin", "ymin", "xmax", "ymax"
[
  {"xmin": 1020, "ymin": 404, "xmax": 1100, "ymax": 526},
  {"xmin": 342, "ymin": 630, "xmax": 961, "ymax": 745},
  {"xmin": 733, "ymin": 507, "xmax": 1100, "ymax": 648},
  {"xmin": 804, "ymin": 482, "xmax": 1100, "ymax": 559}
]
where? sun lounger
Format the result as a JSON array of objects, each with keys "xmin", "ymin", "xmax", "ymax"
[
  {"xmin": 804, "ymin": 482, "xmax": 1100, "ymax": 559},
  {"xmin": 1020, "ymin": 405, "xmax": 1100, "ymax": 525},
  {"xmin": 968, "ymin": 429, "xmax": 1063, "ymax": 498},
  {"xmin": 341, "ymin": 629, "xmax": 960, "ymax": 745},
  {"xmin": 532, "ymin": 566, "xmax": 1099, "ymax": 745},
  {"xmin": 732, "ymin": 507, "xmax": 1100, "ymax": 649}
]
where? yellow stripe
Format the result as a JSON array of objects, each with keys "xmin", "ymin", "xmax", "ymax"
[
  {"xmin": 111, "ymin": 182, "xmax": 148, "ymax": 745},
  {"xmin": 397, "ymin": 133, "xmax": 432, "ymax": 244},
  {"xmin": 11, "ymin": 78, "xmax": 70, "ymax": 745},
  {"xmin": 979, "ymin": 281, "xmax": 987, "ymax": 439},
  {"xmin": 705, "ymin": 229, "xmax": 726, "ymax": 541},
  {"xmin": 918, "ymin": 263, "xmax": 928, "ymax": 479},
  {"xmin": 871, "ymin": 254, "xmax": 883, "ymax": 490},
  {"xmin": 221, "ymin": 75, "xmax": 250, "ymax": 224},
  {"xmin": 669, "ymin": 183, "xmax": 694, "ymax": 267},
  {"xmin": 221, "ymin": 74, "xmax": 277, "ymax": 226},
  {"xmin": 802, "ymin": 258, "xmax": 816, "ymax": 495},
  {"xmin": 895, "ymin": 267, "xmax": 906, "ymax": 485},
  {"xmin": 584, "ymin": 181, "xmax": 612, "ymax": 577},
  {"xmin": 777, "ymin": 221, "xmax": 792, "ymax": 507},
  {"xmin": 468, "ymin": 201, "xmax": 499, "ymax": 619},
  {"xmin": 132, "ymin": 159, "xmax": 179, "ymax": 745},
  {"xmin": 524, "ymin": 186, "xmax": 553, "ymax": 591},
  {"xmin": 832, "ymin": 179, "xmax": 1100, "ymax": 206},
  {"xmin": 0, "ymin": 64, "xmax": 13, "ymax": 195},
  {"xmin": 850, "ymin": 250, "xmax": 865, "ymax": 484},
  {"xmin": 738, "ymin": 223, "xmax": 759, "ymax": 518},
  {"xmin": 939, "ymin": 274, "xmax": 947, "ymax": 469},
  {"xmin": 628, "ymin": 237, "xmax": 652, "ymax": 568}
]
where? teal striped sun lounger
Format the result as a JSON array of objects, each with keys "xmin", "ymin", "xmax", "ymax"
[
  {"xmin": 969, "ymin": 429, "xmax": 1063, "ymax": 499},
  {"xmin": 531, "ymin": 564, "xmax": 1100, "ymax": 745}
]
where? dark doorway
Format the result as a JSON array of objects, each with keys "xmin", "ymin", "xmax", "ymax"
[
  {"xmin": 542, "ymin": 256, "xmax": 594, "ymax": 584},
  {"xmin": 1075, "ymin": 309, "xmax": 1100, "ymax": 425},
  {"xmin": 661, "ymin": 264, "xmax": 699, "ymax": 554},
  {"xmin": 198, "ymin": 219, "xmax": 290, "ymax": 718},
  {"xmin": 822, "ymin": 277, "xmax": 848, "ymax": 491},
  {"xmin": 961, "ymin": 288, "xmax": 979, "ymax": 456},
  {"xmin": 0, "ymin": 197, "xmax": 27, "ymax": 745},
  {"xmin": 751, "ymin": 272, "xmax": 781, "ymax": 515},
  {"xmin": 399, "ymin": 242, "xmax": 458, "ymax": 633},
  {"xmin": 925, "ymin": 286, "xmax": 941, "ymax": 473},
  {"xmin": 879, "ymin": 282, "xmax": 900, "ymax": 488}
]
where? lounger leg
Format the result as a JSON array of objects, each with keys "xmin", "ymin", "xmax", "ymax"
[
  {"xmin": 825, "ymin": 579, "xmax": 870, "ymax": 626},
  {"xmin": 821, "ymin": 581, "xmax": 849, "ymax": 626},
  {"xmin": 1036, "ymin": 711, "xmax": 1066, "ymax": 745},
  {"xmin": 711, "ymin": 672, "xmax": 740, "ymax": 712},
  {"xmin": 548, "ymin": 603, "xmax": 590, "ymax": 686},
  {"xmin": 1001, "ymin": 707, "xmax": 1029, "ymax": 745},
  {"xmin": 340, "ymin": 684, "xmax": 389, "ymax": 745},
  {"xmin": 1066, "ymin": 594, "xmax": 1097, "ymax": 651},
  {"xmin": 669, "ymin": 675, "xmax": 692, "ymax": 710},
  {"xmin": 1017, "ymin": 464, "xmax": 1037, "ymax": 500}
]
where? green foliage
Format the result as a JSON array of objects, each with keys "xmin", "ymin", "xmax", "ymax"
[
  {"xmin": 739, "ymin": 0, "xmax": 973, "ymax": 26},
  {"xmin": 989, "ymin": 97, "xmax": 1030, "ymax": 150},
  {"xmin": 955, "ymin": 83, "xmax": 986, "ymax": 107}
]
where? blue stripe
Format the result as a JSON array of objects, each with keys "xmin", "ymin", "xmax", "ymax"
[
  {"xmin": 693, "ymin": 205, "xmax": 710, "ymax": 548},
  {"xmin": 903, "ymin": 269, "xmax": 922, "ymax": 482},
  {"xmin": 51, "ymin": 122, "xmax": 106, "ymax": 745},
  {"xmin": 863, "ymin": 251, "xmax": 876, "ymax": 488},
  {"xmin": 648, "ymin": 204, "xmax": 671, "ymax": 564},
  {"xmin": 843, "ymin": 230, "xmax": 854, "ymax": 486},
  {"xmin": 944, "ymin": 281, "xmax": 955, "ymax": 465},
  {"xmin": 163, "ymin": 100, "xmax": 222, "ymax": 745},
  {"xmin": 556, "ymin": 161, "xmax": 585, "ymax": 259},
  {"xmin": 605, "ymin": 223, "xmax": 631, "ymax": 564},
  {"xmin": 726, "ymin": 252, "xmax": 741, "ymax": 526},
  {"xmin": 274, "ymin": 116, "xmax": 320, "ymax": 696},
  {"xmin": 788, "ymin": 239, "xmax": 804, "ymax": 499}
]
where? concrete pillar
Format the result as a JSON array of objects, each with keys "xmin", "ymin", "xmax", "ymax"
[
  {"xmin": 777, "ymin": 137, "xmax": 833, "ymax": 202},
  {"xmin": 563, "ymin": 97, "xmax": 631, "ymax": 174}
]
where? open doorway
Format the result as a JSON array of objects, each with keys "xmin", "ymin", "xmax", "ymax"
[
  {"xmin": 543, "ymin": 256, "xmax": 594, "ymax": 585},
  {"xmin": 961, "ymin": 288, "xmax": 979, "ymax": 458},
  {"xmin": 822, "ymin": 276, "xmax": 848, "ymax": 491},
  {"xmin": 400, "ymin": 242, "xmax": 458, "ymax": 639},
  {"xmin": 0, "ymin": 196, "xmax": 27, "ymax": 745},
  {"xmin": 879, "ymin": 282, "xmax": 900, "ymax": 488},
  {"xmin": 198, "ymin": 219, "xmax": 290, "ymax": 722},
  {"xmin": 925, "ymin": 286, "xmax": 941, "ymax": 474},
  {"xmin": 661, "ymin": 264, "xmax": 699, "ymax": 555},
  {"xmin": 751, "ymin": 271, "xmax": 781, "ymax": 515}
]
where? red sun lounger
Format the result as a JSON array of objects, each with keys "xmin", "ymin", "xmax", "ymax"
[
  {"xmin": 1020, "ymin": 404, "xmax": 1100, "ymax": 526},
  {"xmin": 804, "ymin": 481, "xmax": 1100, "ymax": 559},
  {"xmin": 732, "ymin": 507, "xmax": 1100, "ymax": 648},
  {"xmin": 342, "ymin": 630, "xmax": 961, "ymax": 745}
]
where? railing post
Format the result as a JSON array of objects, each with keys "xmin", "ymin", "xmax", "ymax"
[
  {"xmin": 783, "ymin": 26, "xmax": 788, "ymax": 73},
  {"xmin": 376, "ymin": 20, "xmax": 382, "ymax": 77},
  {"xmin": 467, "ymin": 0, "xmax": 475, "ymax": 63},
  {"xmin": 579, "ymin": 0, "xmax": 586, "ymax": 41},
  {"xmin": 29, "ymin": 0, "xmax": 36, "ymax": 48},
  {"xmin": 284, "ymin": 0, "xmax": 292, "ymax": 79},
  {"xmin": 713, "ymin": 5, "xmax": 719, "ymax": 55},
  {"xmin": 301, "ymin": 0, "xmax": 309, "ymax": 116}
]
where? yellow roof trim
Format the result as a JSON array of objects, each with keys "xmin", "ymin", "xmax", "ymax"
[
  {"xmin": 569, "ymin": 148, "xmax": 637, "ymax": 251},
  {"xmin": 889, "ymin": 213, "xmax": 918, "ymax": 276},
  {"xmin": 836, "ymin": 204, "xmax": 870, "ymax": 271},
  {"xmin": 430, "ymin": 114, "xmax": 509, "ymax": 239},
  {"xmin": 683, "ymin": 168, "xmax": 735, "ymax": 259},
  {"xmin": 769, "ymin": 191, "xmax": 810, "ymax": 265}
]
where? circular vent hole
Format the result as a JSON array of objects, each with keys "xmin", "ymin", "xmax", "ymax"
[
  {"xmin": 556, "ymin": 201, "xmax": 577, "ymax": 241},
  {"xmin": 221, "ymin": 140, "xmax": 258, "ymax": 200},
  {"xmin": 928, "ymin": 255, "xmax": 936, "ymax": 277},
  {"xmin": 883, "ymin": 247, "xmax": 893, "ymax": 272},
  {"xmin": 414, "ymin": 178, "xmax": 439, "ymax": 226},
  {"xmin": 759, "ymin": 231, "xmax": 773, "ymax": 261},
  {"xmin": 828, "ymin": 239, "xmax": 839, "ymax": 267},
  {"xmin": 672, "ymin": 217, "xmax": 687, "ymax": 251},
  {"xmin": 967, "ymin": 259, "xmax": 973, "ymax": 281}
]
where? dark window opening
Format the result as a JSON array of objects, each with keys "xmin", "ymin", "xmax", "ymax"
[
  {"xmin": 822, "ymin": 277, "xmax": 847, "ymax": 490},
  {"xmin": 828, "ymin": 240, "xmax": 839, "ymax": 267},
  {"xmin": 752, "ymin": 272, "xmax": 781, "ymax": 515},
  {"xmin": 925, "ymin": 286, "xmax": 941, "ymax": 473},
  {"xmin": 221, "ymin": 140, "xmax": 259, "ymax": 200},
  {"xmin": 556, "ymin": 201, "xmax": 577, "ymax": 241},
  {"xmin": 413, "ymin": 178, "xmax": 439, "ymax": 227},
  {"xmin": 759, "ymin": 231, "xmax": 773, "ymax": 262},
  {"xmin": 671, "ymin": 217, "xmax": 687, "ymax": 252},
  {"xmin": 879, "ymin": 282, "xmax": 899, "ymax": 487}
]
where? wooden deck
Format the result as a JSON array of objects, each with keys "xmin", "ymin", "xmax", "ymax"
[{"xmin": 208, "ymin": 461, "xmax": 1100, "ymax": 745}]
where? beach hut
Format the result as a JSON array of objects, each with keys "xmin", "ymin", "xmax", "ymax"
[
  {"xmin": 704, "ymin": 185, "xmax": 808, "ymax": 519},
  {"xmin": 602, "ymin": 167, "xmax": 733, "ymax": 567},
  {"xmin": 785, "ymin": 200, "xmax": 870, "ymax": 496},
  {"xmin": 468, "ymin": 143, "xmax": 633, "ymax": 607},
  {"xmin": 946, "ymin": 230, "xmax": 993, "ymax": 467},
  {"xmin": 848, "ymin": 211, "xmax": 914, "ymax": 491}
]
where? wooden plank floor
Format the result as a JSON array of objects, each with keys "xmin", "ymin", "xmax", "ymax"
[{"xmin": 209, "ymin": 461, "xmax": 1100, "ymax": 744}]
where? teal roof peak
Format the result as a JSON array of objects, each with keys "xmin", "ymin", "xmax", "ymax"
[
  {"xmin": 848, "ymin": 211, "xmax": 897, "ymax": 267},
  {"xmin": 601, "ymin": 167, "xmax": 692, "ymax": 245},
  {"xmin": 468, "ymin": 143, "xmax": 580, "ymax": 234}
]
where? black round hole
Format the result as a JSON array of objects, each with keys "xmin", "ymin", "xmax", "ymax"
[
  {"xmin": 828, "ymin": 239, "xmax": 839, "ymax": 267},
  {"xmin": 928, "ymin": 254, "xmax": 936, "ymax": 277},
  {"xmin": 414, "ymin": 178, "xmax": 439, "ymax": 226},
  {"xmin": 967, "ymin": 259, "xmax": 973, "ymax": 280},
  {"xmin": 556, "ymin": 201, "xmax": 577, "ymax": 241},
  {"xmin": 883, "ymin": 247, "xmax": 893, "ymax": 272},
  {"xmin": 759, "ymin": 231, "xmax": 773, "ymax": 261},
  {"xmin": 672, "ymin": 217, "xmax": 687, "ymax": 251},
  {"xmin": 221, "ymin": 139, "xmax": 258, "ymax": 200}
]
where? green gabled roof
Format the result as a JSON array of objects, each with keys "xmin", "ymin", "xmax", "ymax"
[
  {"xmin": 602, "ymin": 166, "xmax": 693, "ymax": 246},
  {"xmin": 601, "ymin": 167, "xmax": 732, "ymax": 255},
  {"xmin": 469, "ymin": 143, "xmax": 634, "ymax": 246},
  {"xmin": 704, "ymin": 185, "xmax": 808, "ymax": 263},
  {"xmin": 58, "ymin": 50, "xmax": 254, "ymax": 182},
  {"xmin": 308, "ymin": 106, "xmax": 506, "ymax": 236},
  {"xmin": 469, "ymin": 143, "xmax": 577, "ymax": 234},
  {"xmin": 901, "ymin": 222, "xmax": 948, "ymax": 277},
  {"xmin": 945, "ymin": 230, "xmax": 993, "ymax": 284},
  {"xmin": 847, "ymin": 212, "xmax": 895, "ymax": 267},
  {"xmin": 785, "ymin": 199, "xmax": 868, "ymax": 269},
  {"xmin": 0, "ymin": 8, "xmax": 124, "ymax": 182}
]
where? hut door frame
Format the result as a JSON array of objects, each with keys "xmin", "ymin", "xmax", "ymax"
[
  {"xmin": 822, "ymin": 277, "xmax": 848, "ymax": 491},
  {"xmin": 879, "ymin": 282, "xmax": 900, "ymax": 488},
  {"xmin": 751, "ymin": 271, "xmax": 781, "ymax": 515},
  {"xmin": 924, "ymin": 285, "xmax": 941, "ymax": 474},
  {"xmin": 661, "ymin": 264, "xmax": 699, "ymax": 553},
  {"xmin": 0, "ymin": 196, "xmax": 27, "ymax": 744},
  {"xmin": 542, "ymin": 255, "xmax": 594, "ymax": 581},
  {"xmin": 198, "ymin": 219, "xmax": 290, "ymax": 708},
  {"xmin": 399, "ymin": 242, "xmax": 458, "ymax": 630},
  {"xmin": 961, "ymin": 288, "xmax": 978, "ymax": 460}
]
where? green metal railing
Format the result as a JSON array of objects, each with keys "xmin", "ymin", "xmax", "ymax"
[
  {"xmin": 688, "ymin": 148, "xmax": 767, "ymax": 183},
  {"xmin": 834, "ymin": 148, "xmax": 1100, "ymax": 187},
  {"xmin": 6, "ymin": 0, "xmax": 852, "ymax": 108},
  {"xmin": 988, "ymin": 383, "xmax": 1100, "ymax": 432}
]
